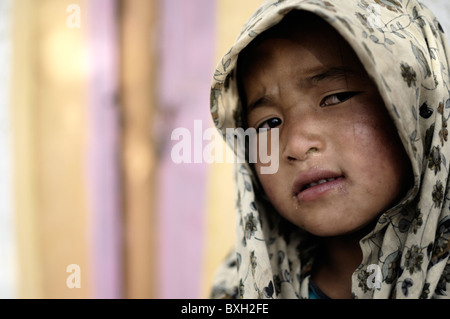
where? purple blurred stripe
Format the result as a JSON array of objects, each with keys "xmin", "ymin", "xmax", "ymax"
[
  {"xmin": 86, "ymin": 0, "xmax": 123, "ymax": 299},
  {"xmin": 157, "ymin": 0, "xmax": 217, "ymax": 298}
]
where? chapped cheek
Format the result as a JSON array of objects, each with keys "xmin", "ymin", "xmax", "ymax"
[{"xmin": 348, "ymin": 113, "xmax": 390, "ymax": 152}]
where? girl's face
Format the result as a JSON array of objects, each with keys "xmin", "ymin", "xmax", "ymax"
[{"xmin": 241, "ymin": 23, "xmax": 411, "ymax": 237}]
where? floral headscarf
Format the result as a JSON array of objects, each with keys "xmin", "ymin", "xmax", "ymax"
[{"xmin": 210, "ymin": 0, "xmax": 450, "ymax": 299}]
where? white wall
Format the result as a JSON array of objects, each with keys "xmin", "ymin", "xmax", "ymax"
[
  {"xmin": 421, "ymin": 0, "xmax": 450, "ymax": 35},
  {"xmin": 0, "ymin": 0, "xmax": 16, "ymax": 299}
]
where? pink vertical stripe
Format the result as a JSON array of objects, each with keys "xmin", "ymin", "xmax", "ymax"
[
  {"xmin": 86, "ymin": 0, "xmax": 123, "ymax": 299},
  {"xmin": 157, "ymin": 0, "xmax": 217, "ymax": 298}
]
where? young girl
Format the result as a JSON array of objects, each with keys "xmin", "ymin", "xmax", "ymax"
[{"xmin": 210, "ymin": 0, "xmax": 450, "ymax": 299}]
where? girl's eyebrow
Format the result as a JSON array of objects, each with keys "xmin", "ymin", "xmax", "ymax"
[
  {"xmin": 247, "ymin": 67, "xmax": 359, "ymax": 112},
  {"xmin": 307, "ymin": 66, "xmax": 356, "ymax": 84},
  {"xmin": 247, "ymin": 96, "xmax": 274, "ymax": 112}
]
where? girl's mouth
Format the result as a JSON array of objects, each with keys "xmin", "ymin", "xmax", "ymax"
[
  {"xmin": 292, "ymin": 170, "xmax": 346, "ymax": 202},
  {"xmin": 301, "ymin": 176, "xmax": 342, "ymax": 191},
  {"xmin": 296, "ymin": 176, "xmax": 345, "ymax": 202}
]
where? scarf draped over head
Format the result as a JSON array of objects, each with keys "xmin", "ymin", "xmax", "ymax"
[{"xmin": 210, "ymin": 0, "xmax": 450, "ymax": 299}]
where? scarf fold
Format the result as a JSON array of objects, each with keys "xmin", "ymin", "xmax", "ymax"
[{"xmin": 210, "ymin": 0, "xmax": 450, "ymax": 299}]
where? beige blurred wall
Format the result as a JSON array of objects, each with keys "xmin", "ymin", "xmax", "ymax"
[
  {"xmin": 12, "ymin": 0, "xmax": 90, "ymax": 298},
  {"xmin": 119, "ymin": 0, "xmax": 158, "ymax": 299}
]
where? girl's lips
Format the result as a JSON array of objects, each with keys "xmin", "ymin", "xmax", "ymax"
[
  {"xmin": 292, "ymin": 169, "xmax": 345, "ymax": 202},
  {"xmin": 295, "ymin": 176, "xmax": 345, "ymax": 202}
]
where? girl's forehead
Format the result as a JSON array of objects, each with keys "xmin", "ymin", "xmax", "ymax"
[{"xmin": 239, "ymin": 28, "xmax": 368, "ymax": 83}]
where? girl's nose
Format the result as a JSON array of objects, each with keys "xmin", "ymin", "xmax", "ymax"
[{"xmin": 281, "ymin": 115, "xmax": 325, "ymax": 163}]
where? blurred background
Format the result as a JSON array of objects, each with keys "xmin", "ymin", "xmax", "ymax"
[{"xmin": 0, "ymin": 0, "xmax": 448, "ymax": 299}]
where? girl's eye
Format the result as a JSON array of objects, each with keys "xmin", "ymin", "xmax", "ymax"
[
  {"xmin": 258, "ymin": 117, "xmax": 282, "ymax": 131},
  {"xmin": 320, "ymin": 92, "xmax": 360, "ymax": 107}
]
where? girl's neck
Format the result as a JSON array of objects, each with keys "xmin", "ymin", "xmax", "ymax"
[{"xmin": 311, "ymin": 228, "xmax": 368, "ymax": 299}]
